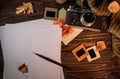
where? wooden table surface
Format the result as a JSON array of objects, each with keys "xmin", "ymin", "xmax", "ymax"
[
  {"xmin": 0, "ymin": 0, "xmax": 120, "ymax": 79},
  {"xmin": 62, "ymin": 30, "xmax": 120, "ymax": 79}
]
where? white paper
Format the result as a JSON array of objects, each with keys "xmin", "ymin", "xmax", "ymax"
[
  {"xmin": 0, "ymin": 19, "xmax": 64, "ymax": 79},
  {"xmin": 62, "ymin": 28, "xmax": 83, "ymax": 45}
]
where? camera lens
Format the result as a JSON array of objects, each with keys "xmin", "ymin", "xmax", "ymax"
[
  {"xmin": 80, "ymin": 11, "xmax": 96, "ymax": 27},
  {"xmin": 83, "ymin": 12, "xmax": 95, "ymax": 23}
]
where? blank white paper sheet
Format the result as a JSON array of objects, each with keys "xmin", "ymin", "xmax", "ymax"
[{"xmin": 0, "ymin": 19, "xmax": 64, "ymax": 79}]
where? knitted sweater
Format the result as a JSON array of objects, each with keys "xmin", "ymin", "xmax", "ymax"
[
  {"xmin": 86, "ymin": 0, "xmax": 120, "ymax": 57},
  {"xmin": 87, "ymin": 0, "xmax": 111, "ymax": 16},
  {"xmin": 87, "ymin": 0, "xmax": 120, "ymax": 38}
]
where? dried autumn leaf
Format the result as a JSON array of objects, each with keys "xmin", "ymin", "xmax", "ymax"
[
  {"xmin": 108, "ymin": 1, "xmax": 120, "ymax": 13},
  {"xmin": 16, "ymin": 2, "xmax": 34, "ymax": 15},
  {"xmin": 18, "ymin": 63, "xmax": 28, "ymax": 74}
]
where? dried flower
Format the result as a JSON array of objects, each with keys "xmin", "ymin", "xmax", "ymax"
[
  {"xmin": 96, "ymin": 41, "xmax": 106, "ymax": 51},
  {"xmin": 53, "ymin": 19, "xmax": 75, "ymax": 37},
  {"xmin": 108, "ymin": 1, "xmax": 120, "ymax": 13},
  {"xmin": 16, "ymin": 2, "xmax": 34, "ymax": 15},
  {"xmin": 18, "ymin": 63, "xmax": 28, "ymax": 74}
]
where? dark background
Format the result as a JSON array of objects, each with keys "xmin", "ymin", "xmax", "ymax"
[{"xmin": 0, "ymin": 0, "xmax": 120, "ymax": 79}]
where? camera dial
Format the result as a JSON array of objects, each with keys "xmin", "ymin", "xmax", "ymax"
[{"xmin": 80, "ymin": 12, "xmax": 96, "ymax": 27}]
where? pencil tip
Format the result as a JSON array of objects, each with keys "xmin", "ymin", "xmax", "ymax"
[
  {"xmin": 32, "ymin": 51, "xmax": 37, "ymax": 54},
  {"xmin": 32, "ymin": 52, "xmax": 38, "ymax": 56}
]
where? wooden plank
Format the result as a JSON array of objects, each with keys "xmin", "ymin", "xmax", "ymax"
[
  {"xmin": 62, "ymin": 30, "xmax": 112, "ymax": 51},
  {"xmin": 0, "ymin": 42, "xmax": 3, "ymax": 79},
  {"xmin": 0, "ymin": 56, "xmax": 4, "ymax": 76},
  {"xmin": 61, "ymin": 30, "xmax": 120, "ymax": 79},
  {"xmin": 0, "ymin": 41, "xmax": 2, "ymax": 54},
  {"xmin": 0, "ymin": 0, "xmax": 76, "ymax": 25}
]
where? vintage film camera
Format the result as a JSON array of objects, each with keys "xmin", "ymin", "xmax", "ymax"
[{"xmin": 65, "ymin": 6, "xmax": 102, "ymax": 31}]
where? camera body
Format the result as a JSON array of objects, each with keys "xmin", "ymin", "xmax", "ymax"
[{"xmin": 65, "ymin": 6, "xmax": 102, "ymax": 31}]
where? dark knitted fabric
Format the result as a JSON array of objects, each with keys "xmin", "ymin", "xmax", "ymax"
[
  {"xmin": 87, "ymin": 0, "xmax": 111, "ymax": 16},
  {"xmin": 112, "ymin": 34, "xmax": 120, "ymax": 58},
  {"xmin": 108, "ymin": 10, "xmax": 120, "ymax": 39},
  {"xmin": 86, "ymin": 0, "xmax": 112, "ymax": 30},
  {"xmin": 86, "ymin": 0, "xmax": 120, "ymax": 57}
]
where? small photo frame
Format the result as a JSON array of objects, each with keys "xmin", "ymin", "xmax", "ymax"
[
  {"xmin": 44, "ymin": 7, "xmax": 58, "ymax": 20},
  {"xmin": 72, "ymin": 44, "xmax": 89, "ymax": 62},
  {"xmin": 87, "ymin": 46, "xmax": 101, "ymax": 62}
]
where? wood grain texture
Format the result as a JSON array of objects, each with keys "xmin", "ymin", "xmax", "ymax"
[
  {"xmin": 0, "ymin": 41, "xmax": 3, "ymax": 79},
  {"xmin": 61, "ymin": 30, "xmax": 120, "ymax": 79},
  {"xmin": 0, "ymin": 0, "xmax": 120, "ymax": 79}
]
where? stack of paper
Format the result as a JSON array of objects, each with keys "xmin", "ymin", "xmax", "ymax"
[{"xmin": 0, "ymin": 19, "xmax": 64, "ymax": 79}]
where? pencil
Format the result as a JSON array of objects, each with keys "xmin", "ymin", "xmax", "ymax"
[{"xmin": 34, "ymin": 53, "xmax": 72, "ymax": 70}]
